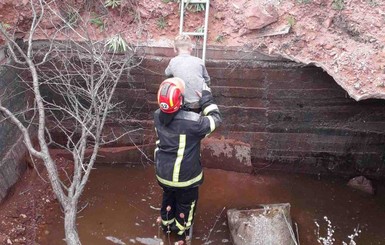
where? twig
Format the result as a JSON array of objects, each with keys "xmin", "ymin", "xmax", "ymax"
[
  {"xmin": 205, "ymin": 207, "xmax": 226, "ymax": 244},
  {"xmin": 281, "ymin": 209, "xmax": 298, "ymax": 245}
]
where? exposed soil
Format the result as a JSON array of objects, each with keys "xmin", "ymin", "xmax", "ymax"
[
  {"xmin": 0, "ymin": 156, "xmax": 72, "ymax": 244},
  {"xmin": 1, "ymin": 0, "xmax": 384, "ymax": 100}
]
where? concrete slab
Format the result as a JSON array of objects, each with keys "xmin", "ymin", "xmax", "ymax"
[{"xmin": 227, "ymin": 203, "xmax": 296, "ymax": 245}]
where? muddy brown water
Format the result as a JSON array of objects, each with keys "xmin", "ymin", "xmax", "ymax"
[{"xmin": 41, "ymin": 164, "xmax": 385, "ymax": 245}]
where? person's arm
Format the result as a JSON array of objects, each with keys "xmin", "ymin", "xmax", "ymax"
[
  {"xmin": 192, "ymin": 87, "xmax": 222, "ymax": 137},
  {"xmin": 165, "ymin": 60, "xmax": 173, "ymax": 77},
  {"xmin": 202, "ymin": 65, "xmax": 211, "ymax": 86}
]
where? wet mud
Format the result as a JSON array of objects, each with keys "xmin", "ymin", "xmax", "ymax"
[{"xmin": 40, "ymin": 164, "xmax": 385, "ymax": 244}]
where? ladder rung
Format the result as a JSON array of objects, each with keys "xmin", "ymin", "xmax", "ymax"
[
  {"xmin": 182, "ymin": 0, "xmax": 208, "ymax": 3},
  {"xmin": 181, "ymin": 32, "xmax": 204, "ymax": 36}
]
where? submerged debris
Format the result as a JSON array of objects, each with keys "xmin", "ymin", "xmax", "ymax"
[{"xmin": 106, "ymin": 236, "xmax": 126, "ymax": 245}]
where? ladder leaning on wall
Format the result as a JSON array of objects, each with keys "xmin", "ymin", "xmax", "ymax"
[{"xmin": 179, "ymin": 0, "xmax": 210, "ymax": 64}]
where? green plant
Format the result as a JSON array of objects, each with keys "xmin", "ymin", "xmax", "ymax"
[
  {"xmin": 0, "ymin": 22, "xmax": 11, "ymax": 31},
  {"xmin": 104, "ymin": 0, "xmax": 121, "ymax": 9},
  {"xmin": 0, "ymin": 22, "xmax": 11, "ymax": 30},
  {"xmin": 185, "ymin": 1, "xmax": 205, "ymax": 12},
  {"xmin": 105, "ymin": 34, "xmax": 128, "ymax": 52},
  {"xmin": 287, "ymin": 15, "xmax": 296, "ymax": 27},
  {"xmin": 297, "ymin": 0, "xmax": 311, "ymax": 3},
  {"xmin": 196, "ymin": 25, "xmax": 204, "ymax": 33},
  {"xmin": 215, "ymin": 35, "xmax": 224, "ymax": 43},
  {"xmin": 332, "ymin": 0, "xmax": 345, "ymax": 10},
  {"xmin": 157, "ymin": 16, "xmax": 167, "ymax": 29},
  {"xmin": 66, "ymin": 10, "xmax": 80, "ymax": 27},
  {"xmin": 367, "ymin": 0, "xmax": 378, "ymax": 6},
  {"xmin": 90, "ymin": 14, "xmax": 105, "ymax": 30}
]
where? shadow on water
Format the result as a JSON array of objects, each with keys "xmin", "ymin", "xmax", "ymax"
[{"xmin": 41, "ymin": 164, "xmax": 385, "ymax": 245}]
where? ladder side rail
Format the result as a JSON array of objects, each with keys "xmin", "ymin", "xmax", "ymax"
[
  {"xmin": 179, "ymin": 1, "xmax": 185, "ymax": 34},
  {"xmin": 201, "ymin": 0, "xmax": 209, "ymax": 63}
]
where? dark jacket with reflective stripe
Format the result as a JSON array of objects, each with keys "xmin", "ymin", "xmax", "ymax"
[{"xmin": 154, "ymin": 104, "xmax": 222, "ymax": 189}]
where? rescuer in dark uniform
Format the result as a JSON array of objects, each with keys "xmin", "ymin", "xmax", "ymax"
[{"xmin": 154, "ymin": 77, "xmax": 222, "ymax": 244}]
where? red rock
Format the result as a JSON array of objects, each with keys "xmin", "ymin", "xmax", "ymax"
[
  {"xmin": 201, "ymin": 137, "xmax": 252, "ymax": 173},
  {"xmin": 244, "ymin": 5, "xmax": 278, "ymax": 30}
]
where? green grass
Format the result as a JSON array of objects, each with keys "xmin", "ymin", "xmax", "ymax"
[
  {"xmin": 157, "ymin": 16, "xmax": 167, "ymax": 29},
  {"xmin": 104, "ymin": 0, "xmax": 121, "ymax": 9},
  {"xmin": 215, "ymin": 35, "xmax": 224, "ymax": 43},
  {"xmin": 332, "ymin": 0, "xmax": 345, "ymax": 10},
  {"xmin": 90, "ymin": 14, "xmax": 105, "ymax": 30},
  {"xmin": 287, "ymin": 15, "xmax": 296, "ymax": 27}
]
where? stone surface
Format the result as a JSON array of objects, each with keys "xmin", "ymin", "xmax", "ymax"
[
  {"xmin": 201, "ymin": 137, "xmax": 252, "ymax": 173},
  {"xmin": 347, "ymin": 176, "xmax": 374, "ymax": 194},
  {"xmin": 129, "ymin": 55, "xmax": 385, "ymax": 177},
  {"xmin": 50, "ymin": 144, "xmax": 155, "ymax": 165},
  {"xmin": 0, "ymin": 66, "xmax": 29, "ymax": 202},
  {"xmin": 244, "ymin": 4, "xmax": 278, "ymax": 30},
  {"xmin": 0, "ymin": 135, "xmax": 28, "ymax": 201}
]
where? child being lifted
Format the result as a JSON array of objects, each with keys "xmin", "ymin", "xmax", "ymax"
[{"xmin": 165, "ymin": 34, "xmax": 211, "ymax": 113}]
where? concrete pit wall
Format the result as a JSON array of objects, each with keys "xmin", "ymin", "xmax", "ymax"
[
  {"xmin": 0, "ymin": 65, "xmax": 29, "ymax": 202},
  {"xmin": 40, "ymin": 46, "xmax": 385, "ymax": 177},
  {"xmin": 122, "ymin": 47, "xmax": 385, "ymax": 177}
]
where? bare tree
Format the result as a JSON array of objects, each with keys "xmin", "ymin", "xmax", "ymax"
[{"xmin": 0, "ymin": 0, "xmax": 141, "ymax": 244}]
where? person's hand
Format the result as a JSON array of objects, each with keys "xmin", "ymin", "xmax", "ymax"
[
  {"xmin": 202, "ymin": 83, "xmax": 211, "ymax": 92},
  {"xmin": 195, "ymin": 83, "xmax": 211, "ymax": 98}
]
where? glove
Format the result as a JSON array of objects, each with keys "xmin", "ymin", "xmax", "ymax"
[{"xmin": 199, "ymin": 89, "xmax": 214, "ymax": 111}]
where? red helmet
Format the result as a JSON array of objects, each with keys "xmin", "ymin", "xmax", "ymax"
[{"xmin": 157, "ymin": 78, "xmax": 185, "ymax": 114}]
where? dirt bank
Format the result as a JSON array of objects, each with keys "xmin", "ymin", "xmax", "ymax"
[
  {"xmin": 0, "ymin": 156, "xmax": 71, "ymax": 244},
  {"xmin": 1, "ymin": 0, "xmax": 384, "ymax": 100}
]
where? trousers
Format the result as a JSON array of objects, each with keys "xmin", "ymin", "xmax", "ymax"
[{"xmin": 160, "ymin": 186, "xmax": 199, "ymax": 239}]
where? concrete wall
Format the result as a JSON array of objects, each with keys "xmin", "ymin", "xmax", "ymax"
[
  {"xmin": 119, "ymin": 46, "xmax": 385, "ymax": 177},
  {"xmin": 41, "ymin": 45, "xmax": 385, "ymax": 177},
  {"xmin": 0, "ymin": 65, "xmax": 29, "ymax": 201}
]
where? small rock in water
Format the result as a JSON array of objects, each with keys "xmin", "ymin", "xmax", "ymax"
[
  {"xmin": 347, "ymin": 176, "xmax": 374, "ymax": 194},
  {"xmin": 105, "ymin": 236, "xmax": 126, "ymax": 245}
]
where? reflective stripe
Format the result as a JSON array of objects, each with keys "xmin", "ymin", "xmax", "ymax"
[
  {"xmin": 186, "ymin": 201, "xmax": 196, "ymax": 227},
  {"xmin": 154, "ymin": 140, "xmax": 160, "ymax": 161},
  {"xmin": 157, "ymin": 172, "xmax": 203, "ymax": 188},
  {"xmin": 172, "ymin": 134, "xmax": 186, "ymax": 182},
  {"xmin": 205, "ymin": 116, "xmax": 216, "ymax": 137},
  {"xmin": 169, "ymin": 86, "xmax": 176, "ymax": 107},
  {"xmin": 162, "ymin": 218, "xmax": 175, "ymax": 226},
  {"xmin": 207, "ymin": 116, "xmax": 216, "ymax": 132},
  {"xmin": 176, "ymin": 220, "xmax": 185, "ymax": 235},
  {"xmin": 154, "ymin": 147, "xmax": 158, "ymax": 161},
  {"xmin": 203, "ymin": 104, "xmax": 218, "ymax": 116}
]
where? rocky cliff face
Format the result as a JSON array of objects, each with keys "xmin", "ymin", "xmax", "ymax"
[{"xmin": 0, "ymin": 0, "xmax": 384, "ymax": 99}]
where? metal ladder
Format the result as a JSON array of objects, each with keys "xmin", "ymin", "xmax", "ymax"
[{"xmin": 179, "ymin": 0, "xmax": 210, "ymax": 63}]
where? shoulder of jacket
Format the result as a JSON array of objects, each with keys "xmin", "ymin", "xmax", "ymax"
[{"xmin": 175, "ymin": 110, "xmax": 201, "ymax": 122}]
